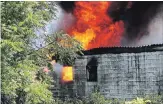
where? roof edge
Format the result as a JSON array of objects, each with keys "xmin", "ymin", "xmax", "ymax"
[{"xmin": 81, "ymin": 44, "xmax": 163, "ymax": 55}]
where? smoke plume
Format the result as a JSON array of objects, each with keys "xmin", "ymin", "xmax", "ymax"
[
  {"xmin": 121, "ymin": 1, "xmax": 163, "ymax": 46},
  {"xmin": 47, "ymin": 2, "xmax": 75, "ymax": 33},
  {"xmin": 53, "ymin": 63, "xmax": 63, "ymax": 76},
  {"xmin": 134, "ymin": 4, "xmax": 163, "ymax": 46},
  {"xmin": 57, "ymin": 1, "xmax": 163, "ymax": 48}
]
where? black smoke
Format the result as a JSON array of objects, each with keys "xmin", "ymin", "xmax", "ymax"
[
  {"xmin": 59, "ymin": 1, "xmax": 75, "ymax": 13},
  {"xmin": 118, "ymin": 2, "xmax": 163, "ymax": 45}
]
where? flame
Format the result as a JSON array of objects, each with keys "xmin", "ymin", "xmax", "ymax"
[
  {"xmin": 67, "ymin": 1, "xmax": 124, "ymax": 50},
  {"xmin": 61, "ymin": 66, "xmax": 73, "ymax": 82}
]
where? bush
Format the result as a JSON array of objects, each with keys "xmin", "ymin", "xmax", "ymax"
[
  {"xmin": 88, "ymin": 92, "xmax": 109, "ymax": 104},
  {"xmin": 126, "ymin": 97, "xmax": 149, "ymax": 104},
  {"xmin": 125, "ymin": 94, "xmax": 163, "ymax": 104},
  {"xmin": 53, "ymin": 93, "xmax": 163, "ymax": 104},
  {"xmin": 144, "ymin": 95, "xmax": 163, "ymax": 104}
]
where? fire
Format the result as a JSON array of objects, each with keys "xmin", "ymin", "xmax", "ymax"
[
  {"xmin": 67, "ymin": 1, "xmax": 124, "ymax": 50},
  {"xmin": 61, "ymin": 66, "xmax": 73, "ymax": 82}
]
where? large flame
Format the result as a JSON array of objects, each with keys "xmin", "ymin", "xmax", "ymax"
[
  {"xmin": 67, "ymin": 1, "xmax": 124, "ymax": 50},
  {"xmin": 61, "ymin": 66, "xmax": 73, "ymax": 82}
]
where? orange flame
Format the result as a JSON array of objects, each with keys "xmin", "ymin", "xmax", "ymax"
[
  {"xmin": 67, "ymin": 1, "xmax": 124, "ymax": 50},
  {"xmin": 61, "ymin": 66, "xmax": 73, "ymax": 82}
]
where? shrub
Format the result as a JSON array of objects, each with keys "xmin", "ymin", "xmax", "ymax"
[
  {"xmin": 53, "ymin": 93, "xmax": 163, "ymax": 104},
  {"xmin": 88, "ymin": 92, "xmax": 109, "ymax": 104},
  {"xmin": 144, "ymin": 95, "xmax": 163, "ymax": 104}
]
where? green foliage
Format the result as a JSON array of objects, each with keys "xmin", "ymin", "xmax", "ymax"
[
  {"xmin": 37, "ymin": 30, "xmax": 83, "ymax": 66},
  {"xmin": 1, "ymin": 1, "xmax": 83, "ymax": 104},
  {"xmin": 53, "ymin": 98, "xmax": 84, "ymax": 104},
  {"xmin": 144, "ymin": 95, "xmax": 163, "ymax": 104},
  {"xmin": 123, "ymin": 95, "xmax": 163, "ymax": 104},
  {"xmin": 88, "ymin": 92, "xmax": 109, "ymax": 104},
  {"xmin": 1, "ymin": 1, "xmax": 56, "ymax": 104},
  {"xmin": 25, "ymin": 81, "xmax": 54, "ymax": 104},
  {"xmin": 52, "ymin": 92, "xmax": 123, "ymax": 104},
  {"xmin": 127, "ymin": 97, "xmax": 147, "ymax": 104},
  {"xmin": 52, "ymin": 93, "xmax": 163, "ymax": 104}
]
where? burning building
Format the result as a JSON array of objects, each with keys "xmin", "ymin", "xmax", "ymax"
[
  {"xmin": 50, "ymin": 1, "xmax": 163, "ymax": 100},
  {"xmin": 51, "ymin": 44, "xmax": 163, "ymax": 100}
]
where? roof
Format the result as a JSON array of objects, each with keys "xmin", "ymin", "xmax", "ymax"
[{"xmin": 81, "ymin": 44, "xmax": 163, "ymax": 55}]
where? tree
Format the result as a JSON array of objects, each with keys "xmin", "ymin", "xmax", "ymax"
[
  {"xmin": 1, "ymin": 1, "xmax": 83, "ymax": 103},
  {"xmin": 1, "ymin": 1, "xmax": 56, "ymax": 104},
  {"xmin": 36, "ymin": 30, "xmax": 83, "ymax": 66}
]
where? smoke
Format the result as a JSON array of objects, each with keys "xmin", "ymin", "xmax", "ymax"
[
  {"xmin": 46, "ymin": 4, "xmax": 63, "ymax": 33},
  {"xmin": 121, "ymin": 3, "xmax": 163, "ymax": 46},
  {"xmin": 53, "ymin": 63, "xmax": 63, "ymax": 76},
  {"xmin": 134, "ymin": 5, "xmax": 163, "ymax": 46},
  {"xmin": 57, "ymin": 1, "xmax": 163, "ymax": 47},
  {"xmin": 47, "ymin": 2, "xmax": 75, "ymax": 33},
  {"xmin": 120, "ymin": 2, "xmax": 163, "ymax": 46},
  {"xmin": 108, "ymin": 1, "xmax": 129, "ymax": 22},
  {"xmin": 59, "ymin": 1, "xmax": 75, "ymax": 13}
]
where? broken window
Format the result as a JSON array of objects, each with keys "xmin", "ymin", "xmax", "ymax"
[{"xmin": 86, "ymin": 57, "xmax": 98, "ymax": 82}]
